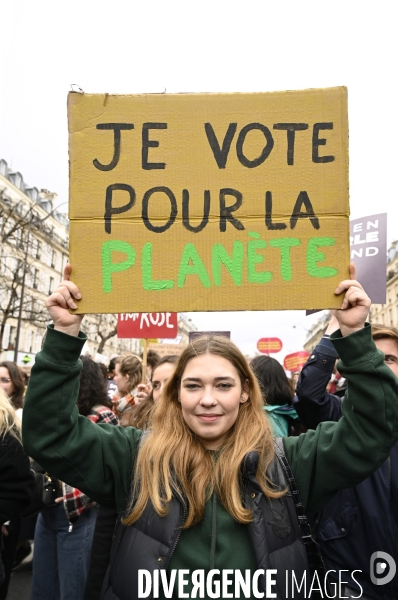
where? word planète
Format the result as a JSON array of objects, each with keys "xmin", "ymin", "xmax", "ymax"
[{"xmin": 102, "ymin": 234, "xmax": 337, "ymax": 293}]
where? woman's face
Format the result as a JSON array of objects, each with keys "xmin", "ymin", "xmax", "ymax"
[
  {"xmin": 179, "ymin": 353, "xmax": 248, "ymax": 450},
  {"xmin": 152, "ymin": 362, "xmax": 176, "ymax": 404},
  {"xmin": 113, "ymin": 363, "xmax": 130, "ymax": 395},
  {"xmin": 0, "ymin": 366, "xmax": 14, "ymax": 398}
]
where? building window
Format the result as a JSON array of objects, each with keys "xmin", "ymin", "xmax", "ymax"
[
  {"xmin": 41, "ymin": 243, "xmax": 50, "ymax": 265},
  {"xmin": 25, "ymin": 330, "xmax": 33, "ymax": 353},
  {"xmin": 1, "ymin": 324, "xmax": 10, "ymax": 350},
  {"xmin": 35, "ymin": 241, "xmax": 41, "ymax": 259},
  {"xmin": 32, "ymin": 268, "xmax": 39, "ymax": 289},
  {"xmin": 8, "ymin": 326, "xmax": 17, "ymax": 351},
  {"xmin": 49, "ymin": 277, "xmax": 55, "ymax": 294},
  {"xmin": 33, "ymin": 333, "xmax": 43, "ymax": 353}
]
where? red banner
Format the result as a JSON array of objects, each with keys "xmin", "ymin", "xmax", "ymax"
[
  {"xmin": 117, "ymin": 313, "xmax": 178, "ymax": 339},
  {"xmin": 283, "ymin": 351, "xmax": 310, "ymax": 372},
  {"xmin": 256, "ymin": 338, "xmax": 283, "ymax": 354}
]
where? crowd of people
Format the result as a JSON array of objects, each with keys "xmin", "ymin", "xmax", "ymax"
[
  {"xmin": 0, "ymin": 334, "xmax": 182, "ymax": 599},
  {"xmin": 0, "ymin": 263, "xmax": 397, "ymax": 600}
]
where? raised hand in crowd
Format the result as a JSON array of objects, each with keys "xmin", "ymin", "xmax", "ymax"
[{"xmin": 333, "ymin": 263, "xmax": 370, "ymax": 336}]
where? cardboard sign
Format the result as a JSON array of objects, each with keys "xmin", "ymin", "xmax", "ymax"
[
  {"xmin": 350, "ymin": 213, "xmax": 387, "ymax": 304},
  {"xmin": 160, "ymin": 335, "xmax": 184, "ymax": 344},
  {"xmin": 68, "ymin": 88, "xmax": 349, "ymax": 313},
  {"xmin": 283, "ymin": 351, "xmax": 310, "ymax": 372},
  {"xmin": 148, "ymin": 342, "xmax": 186, "ymax": 358},
  {"xmin": 257, "ymin": 337, "xmax": 283, "ymax": 354},
  {"xmin": 117, "ymin": 312, "xmax": 178, "ymax": 338}
]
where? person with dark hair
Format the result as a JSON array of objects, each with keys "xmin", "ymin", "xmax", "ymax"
[
  {"xmin": 22, "ymin": 264, "xmax": 398, "ymax": 600},
  {"xmin": 77, "ymin": 356, "xmax": 113, "ymax": 415},
  {"xmin": 97, "ymin": 362, "xmax": 108, "ymax": 381},
  {"xmin": 107, "ymin": 358, "xmax": 117, "ymax": 376},
  {"xmin": 0, "ymin": 362, "xmax": 25, "ymax": 414},
  {"xmin": 251, "ymin": 355, "xmax": 300, "ymax": 437},
  {"xmin": 31, "ymin": 356, "xmax": 119, "ymax": 600},
  {"xmin": 144, "ymin": 349, "xmax": 160, "ymax": 380},
  {"xmin": 106, "ymin": 357, "xmax": 118, "ymax": 400}
]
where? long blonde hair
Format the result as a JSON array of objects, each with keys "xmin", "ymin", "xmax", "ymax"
[
  {"xmin": 123, "ymin": 336, "xmax": 284, "ymax": 528},
  {"xmin": 0, "ymin": 387, "xmax": 21, "ymax": 440}
]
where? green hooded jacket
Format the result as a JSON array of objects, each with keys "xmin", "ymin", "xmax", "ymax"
[{"xmin": 22, "ymin": 324, "xmax": 398, "ymax": 592}]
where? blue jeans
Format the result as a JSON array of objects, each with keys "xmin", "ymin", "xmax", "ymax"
[{"xmin": 31, "ymin": 503, "xmax": 98, "ymax": 600}]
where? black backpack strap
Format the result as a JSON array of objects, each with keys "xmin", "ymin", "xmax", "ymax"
[{"xmin": 273, "ymin": 438, "xmax": 329, "ymax": 596}]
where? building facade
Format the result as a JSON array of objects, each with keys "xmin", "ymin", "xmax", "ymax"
[
  {"xmin": 370, "ymin": 240, "xmax": 398, "ymax": 328},
  {"xmin": 0, "ymin": 159, "xmax": 71, "ymax": 366},
  {"xmin": 1, "ymin": 159, "xmax": 197, "ymax": 366},
  {"xmin": 303, "ymin": 311, "xmax": 330, "ymax": 353}
]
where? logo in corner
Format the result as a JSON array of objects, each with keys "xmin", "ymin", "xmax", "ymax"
[{"xmin": 370, "ymin": 552, "xmax": 396, "ymax": 586}]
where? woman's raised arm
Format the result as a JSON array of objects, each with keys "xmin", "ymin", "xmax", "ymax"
[
  {"xmin": 284, "ymin": 264, "xmax": 398, "ymax": 514},
  {"xmin": 23, "ymin": 266, "xmax": 141, "ymax": 512}
]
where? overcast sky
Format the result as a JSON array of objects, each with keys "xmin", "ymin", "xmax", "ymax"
[{"xmin": 1, "ymin": 0, "xmax": 396, "ymax": 358}]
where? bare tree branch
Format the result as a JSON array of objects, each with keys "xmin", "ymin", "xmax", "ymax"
[
  {"xmin": 92, "ymin": 315, "xmax": 118, "ymax": 355},
  {"xmin": 0, "ymin": 197, "xmax": 52, "ymax": 351}
]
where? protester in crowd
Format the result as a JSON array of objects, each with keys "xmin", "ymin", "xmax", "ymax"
[
  {"xmin": 128, "ymin": 355, "xmax": 179, "ymax": 430},
  {"xmin": 107, "ymin": 358, "xmax": 117, "ymax": 380},
  {"xmin": 31, "ymin": 356, "xmax": 119, "ymax": 600},
  {"xmin": 106, "ymin": 357, "xmax": 118, "ymax": 400},
  {"xmin": 112, "ymin": 354, "xmax": 143, "ymax": 425},
  {"xmin": 98, "ymin": 362, "xmax": 107, "ymax": 381},
  {"xmin": 295, "ymin": 315, "xmax": 398, "ymax": 600},
  {"xmin": 328, "ymin": 359, "xmax": 347, "ymax": 397},
  {"xmin": 0, "ymin": 362, "xmax": 25, "ymax": 417},
  {"xmin": 0, "ymin": 387, "xmax": 34, "ymax": 600},
  {"xmin": 130, "ymin": 349, "xmax": 161, "ymax": 407},
  {"xmin": 22, "ymin": 264, "xmax": 398, "ymax": 600},
  {"xmin": 151, "ymin": 355, "xmax": 179, "ymax": 403},
  {"xmin": 20, "ymin": 369, "xmax": 30, "ymax": 387},
  {"xmin": 290, "ymin": 370, "xmax": 301, "ymax": 390},
  {"xmin": 251, "ymin": 355, "xmax": 301, "ymax": 436},
  {"xmin": 144, "ymin": 349, "xmax": 160, "ymax": 380},
  {"xmin": 84, "ymin": 354, "xmax": 178, "ymax": 599},
  {"xmin": 0, "ymin": 362, "xmax": 32, "ymax": 568}
]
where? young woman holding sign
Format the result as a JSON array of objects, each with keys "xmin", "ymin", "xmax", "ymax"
[{"xmin": 23, "ymin": 265, "xmax": 398, "ymax": 600}]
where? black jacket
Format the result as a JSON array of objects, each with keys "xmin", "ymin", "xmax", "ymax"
[
  {"xmin": 0, "ymin": 432, "xmax": 34, "ymax": 590},
  {"xmin": 101, "ymin": 447, "xmax": 311, "ymax": 600},
  {"xmin": 296, "ymin": 337, "xmax": 398, "ymax": 600},
  {"xmin": 0, "ymin": 432, "xmax": 34, "ymax": 525}
]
